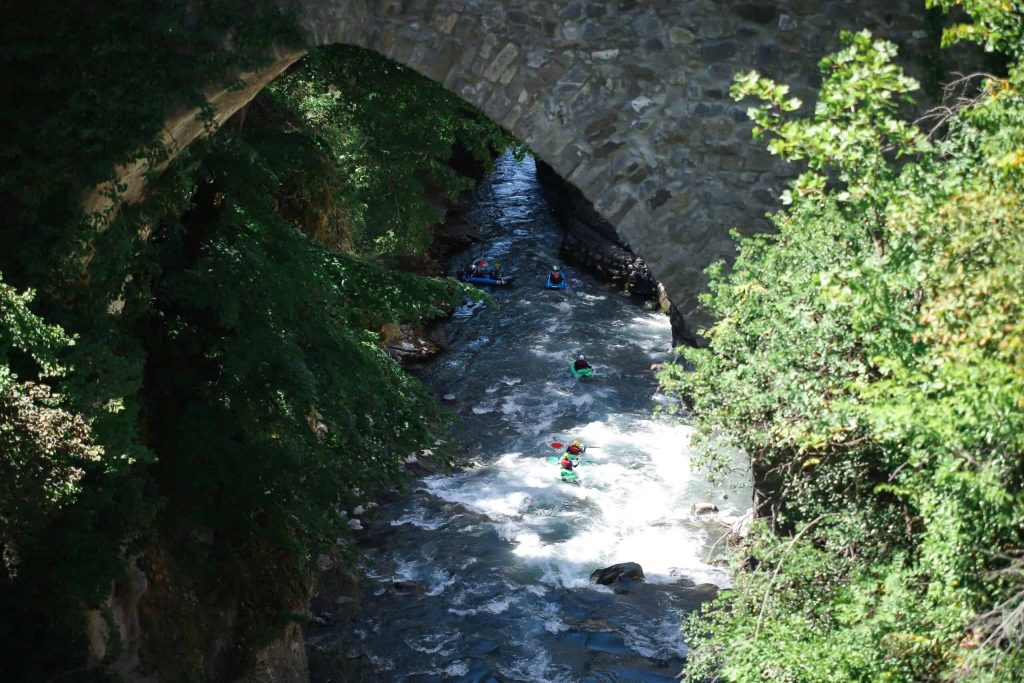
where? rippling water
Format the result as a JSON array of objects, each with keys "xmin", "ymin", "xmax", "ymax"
[{"xmin": 311, "ymin": 153, "xmax": 750, "ymax": 682}]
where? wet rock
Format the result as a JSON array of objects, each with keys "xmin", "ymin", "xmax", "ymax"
[
  {"xmin": 386, "ymin": 323, "xmax": 442, "ymax": 364},
  {"xmin": 590, "ymin": 562, "xmax": 645, "ymax": 585},
  {"xmin": 692, "ymin": 502, "xmax": 719, "ymax": 515},
  {"xmin": 316, "ymin": 553, "xmax": 334, "ymax": 572},
  {"xmin": 669, "ymin": 303, "xmax": 703, "ymax": 348},
  {"xmin": 405, "ymin": 449, "xmax": 443, "ymax": 477},
  {"xmin": 692, "ymin": 583, "xmax": 720, "ymax": 601},
  {"xmin": 585, "ymin": 631, "xmax": 635, "ymax": 655},
  {"xmin": 442, "ymin": 393, "xmax": 456, "ymax": 402},
  {"xmin": 391, "ymin": 580, "xmax": 427, "ymax": 594},
  {"xmin": 728, "ymin": 509, "xmax": 754, "ymax": 544},
  {"xmin": 357, "ymin": 521, "xmax": 399, "ymax": 548}
]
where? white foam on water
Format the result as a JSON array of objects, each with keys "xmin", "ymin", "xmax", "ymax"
[
  {"xmin": 425, "ymin": 567, "xmax": 457, "ymax": 596},
  {"xmin": 445, "ymin": 662, "xmax": 470, "ymax": 677},
  {"xmin": 466, "ymin": 335, "xmax": 491, "ymax": 350},
  {"xmin": 448, "ymin": 594, "xmax": 514, "ymax": 616},
  {"xmin": 529, "ymin": 346, "xmax": 568, "ymax": 362},
  {"xmin": 426, "ymin": 415, "xmax": 744, "ymax": 589},
  {"xmin": 500, "ymin": 647, "xmax": 557, "ymax": 683},
  {"xmin": 391, "ymin": 506, "xmax": 448, "ymax": 531},
  {"xmin": 622, "ymin": 616, "xmax": 688, "ymax": 660},
  {"xmin": 404, "ymin": 630, "xmax": 459, "ymax": 655},
  {"xmin": 568, "ymin": 392, "xmax": 595, "ymax": 410},
  {"xmin": 407, "ymin": 660, "xmax": 470, "ymax": 679}
]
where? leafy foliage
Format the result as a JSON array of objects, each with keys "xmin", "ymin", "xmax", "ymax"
[
  {"xmin": 0, "ymin": 13, "xmax": 512, "ymax": 678},
  {"xmin": 261, "ymin": 45, "xmax": 520, "ymax": 257},
  {"xmin": 0, "ymin": 277, "xmax": 101, "ymax": 582},
  {"xmin": 661, "ymin": 13, "xmax": 1024, "ymax": 683}
]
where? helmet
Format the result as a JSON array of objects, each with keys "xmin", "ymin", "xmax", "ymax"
[
  {"xmin": 572, "ymin": 439, "xmax": 581, "ymax": 446},
  {"xmin": 578, "ymin": 354, "xmax": 585, "ymax": 360},
  {"xmin": 552, "ymin": 265, "xmax": 560, "ymax": 270}
]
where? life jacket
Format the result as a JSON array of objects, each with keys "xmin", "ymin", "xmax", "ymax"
[
  {"xmin": 560, "ymin": 456, "xmax": 574, "ymax": 470},
  {"xmin": 574, "ymin": 359, "xmax": 589, "ymax": 370},
  {"xmin": 550, "ymin": 271, "xmax": 563, "ymax": 284},
  {"xmin": 567, "ymin": 444, "xmax": 582, "ymax": 455}
]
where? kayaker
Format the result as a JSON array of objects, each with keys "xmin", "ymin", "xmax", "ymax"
[
  {"xmin": 566, "ymin": 439, "xmax": 585, "ymax": 456},
  {"xmin": 573, "ymin": 355, "xmax": 591, "ymax": 371},
  {"xmin": 549, "ymin": 266, "xmax": 564, "ymax": 285},
  {"xmin": 560, "ymin": 452, "xmax": 577, "ymax": 471}
]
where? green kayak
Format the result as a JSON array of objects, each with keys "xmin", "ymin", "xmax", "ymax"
[
  {"xmin": 569, "ymin": 362, "xmax": 594, "ymax": 379},
  {"xmin": 560, "ymin": 469, "xmax": 580, "ymax": 483}
]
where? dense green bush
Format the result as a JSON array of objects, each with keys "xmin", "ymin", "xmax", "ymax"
[
  {"xmin": 0, "ymin": 4, "xmax": 514, "ymax": 674},
  {"xmin": 662, "ymin": 5, "xmax": 1024, "ymax": 681}
]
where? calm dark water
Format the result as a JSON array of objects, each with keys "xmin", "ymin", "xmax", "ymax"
[{"xmin": 310, "ymin": 153, "xmax": 750, "ymax": 682}]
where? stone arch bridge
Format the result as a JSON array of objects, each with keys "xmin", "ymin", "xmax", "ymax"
[{"xmin": 123, "ymin": 1, "xmax": 934, "ymax": 338}]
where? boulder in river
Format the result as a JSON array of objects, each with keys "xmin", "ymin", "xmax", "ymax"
[
  {"xmin": 391, "ymin": 580, "xmax": 427, "ymax": 594},
  {"xmin": 590, "ymin": 562, "xmax": 645, "ymax": 586},
  {"xmin": 692, "ymin": 502, "xmax": 719, "ymax": 516}
]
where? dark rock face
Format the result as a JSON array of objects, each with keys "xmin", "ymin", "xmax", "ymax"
[
  {"xmin": 669, "ymin": 303, "xmax": 702, "ymax": 348},
  {"xmin": 590, "ymin": 562, "xmax": 645, "ymax": 586},
  {"xmin": 535, "ymin": 159, "xmax": 658, "ymax": 304},
  {"xmin": 536, "ymin": 158, "xmax": 704, "ymax": 346}
]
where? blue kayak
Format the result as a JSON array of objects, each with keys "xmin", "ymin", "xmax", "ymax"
[
  {"xmin": 545, "ymin": 275, "xmax": 568, "ymax": 289},
  {"xmin": 459, "ymin": 273, "xmax": 515, "ymax": 286}
]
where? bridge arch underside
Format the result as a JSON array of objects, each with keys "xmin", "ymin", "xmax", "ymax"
[
  {"xmin": 292, "ymin": 0, "xmax": 929, "ymax": 337},
  {"xmin": 296, "ymin": 0, "xmax": 931, "ymax": 337}
]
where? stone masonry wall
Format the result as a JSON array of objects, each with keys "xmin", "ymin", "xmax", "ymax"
[{"xmin": 294, "ymin": 0, "xmax": 935, "ymax": 337}]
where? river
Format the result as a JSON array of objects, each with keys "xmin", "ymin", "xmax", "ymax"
[{"xmin": 310, "ymin": 153, "xmax": 751, "ymax": 682}]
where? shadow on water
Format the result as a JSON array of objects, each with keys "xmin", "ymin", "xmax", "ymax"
[{"xmin": 310, "ymin": 153, "xmax": 751, "ymax": 682}]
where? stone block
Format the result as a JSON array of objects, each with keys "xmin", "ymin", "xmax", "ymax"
[
  {"xmin": 735, "ymin": 3, "xmax": 777, "ymax": 24},
  {"xmin": 701, "ymin": 38, "xmax": 739, "ymax": 61},
  {"xmin": 483, "ymin": 42, "xmax": 520, "ymax": 82}
]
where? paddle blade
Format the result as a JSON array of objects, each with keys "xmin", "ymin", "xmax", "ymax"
[{"xmin": 550, "ymin": 442, "xmax": 563, "ymax": 449}]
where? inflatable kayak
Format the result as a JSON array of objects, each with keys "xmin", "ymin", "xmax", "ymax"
[
  {"xmin": 458, "ymin": 272, "xmax": 515, "ymax": 286},
  {"xmin": 545, "ymin": 275, "xmax": 568, "ymax": 290},
  {"xmin": 569, "ymin": 362, "xmax": 594, "ymax": 379},
  {"xmin": 560, "ymin": 469, "xmax": 580, "ymax": 484}
]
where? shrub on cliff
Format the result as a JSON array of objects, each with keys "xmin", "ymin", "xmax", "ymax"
[
  {"xmin": 0, "ymin": 21, "xmax": 513, "ymax": 680},
  {"xmin": 662, "ymin": 6, "xmax": 1024, "ymax": 681}
]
